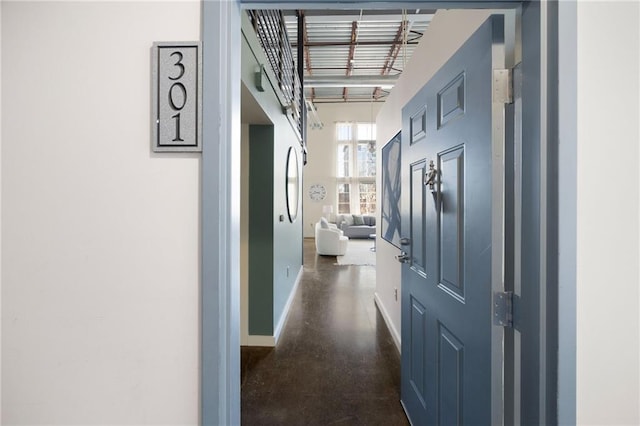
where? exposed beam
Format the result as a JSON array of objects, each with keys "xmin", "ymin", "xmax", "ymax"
[
  {"xmin": 300, "ymin": 11, "xmax": 315, "ymax": 101},
  {"xmin": 374, "ymin": 19, "xmax": 406, "ymax": 100},
  {"xmin": 291, "ymin": 39, "xmax": 421, "ymax": 48},
  {"xmin": 305, "ymin": 75, "xmax": 399, "ymax": 88},
  {"xmin": 291, "ymin": 12, "xmax": 435, "ymax": 24},
  {"xmin": 310, "ymin": 97, "xmax": 388, "ymax": 104},
  {"xmin": 305, "ymin": 66, "xmax": 403, "ymax": 72},
  {"xmin": 343, "ymin": 20, "xmax": 358, "ymax": 101}
]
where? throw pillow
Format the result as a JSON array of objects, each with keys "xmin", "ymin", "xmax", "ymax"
[
  {"xmin": 342, "ymin": 215, "xmax": 354, "ymax": 226},
  {"xmin": 319, "ymin": 217, "xmax": 329, "ymax": 229},
  {"xmin": 352, "ymin": 214, "xmax": 365, "ymax": 226}
]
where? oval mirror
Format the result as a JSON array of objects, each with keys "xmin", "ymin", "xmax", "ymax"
[{"xmin": 285, "ymin": 146, "xmax": 300, "ymax": 222}]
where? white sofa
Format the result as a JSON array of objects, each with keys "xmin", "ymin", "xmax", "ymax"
[{"xmin": 315, "ymin": 218, "xmax": 348, "ymax": 256}]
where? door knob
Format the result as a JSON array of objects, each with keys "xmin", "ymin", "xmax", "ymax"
[{"xmin": 396, "ymin": 251, "xmax": 410, "ymax": 263}]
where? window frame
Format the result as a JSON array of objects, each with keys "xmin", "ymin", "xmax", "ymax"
[{"xmin": 335, "ymin": 122, "xmax": 377, "ymax": 215}]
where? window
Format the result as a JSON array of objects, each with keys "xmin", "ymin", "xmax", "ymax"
[
  {"xmin": 337, "ymin": 144, "xmax": 352, "ymax": 178},
  {"xmin": 359, "ymin": 183, "xmax": 376, "ymax": 215},
  {"xmin": 335, "ymin": 122, "xmax": 376, "ymax": 215},
  {"xmin": 337, "ymin": 183, "xmax": 351, "ymax": 214},
  {"xmin": 357, "ymin": 141, "xmax": 376, "ymax": 177}
]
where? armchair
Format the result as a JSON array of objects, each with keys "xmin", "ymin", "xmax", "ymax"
[{"xmin": 315, "ymin": 218, "xmax": 348, "ymax": 256}]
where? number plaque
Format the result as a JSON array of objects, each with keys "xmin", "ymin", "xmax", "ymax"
[{"xmin": 151, "ymin": 42, "xmax": 202, "ymax": 152}]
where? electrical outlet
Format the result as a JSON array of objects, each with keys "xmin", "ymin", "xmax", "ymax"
[{"xmin": 394, "ymin": 288, "xmax": 398, "ymax": 301}]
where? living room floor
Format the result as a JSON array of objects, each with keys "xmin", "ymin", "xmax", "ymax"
[{"xmin": 241, "ymin": 238, "xmax": 409, "ymax": 425}]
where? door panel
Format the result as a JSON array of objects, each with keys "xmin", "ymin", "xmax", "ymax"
[
  {"xmin": 438, "ymin": 146, "xmax": 465, "ymax": 301},
  {"xmin": 410, "ymin": 297, "xmax": 427, "ymax": 408},
  {"xmin": 410, "ymin": 161, "xmax": 427, "ymax": 273},
  {"xmin": 410, "ymin": 107, "xmax": 427, "ymax": 144},
  {"xmin": 400, "ymin": 15, "xmax": 506, "ymax": 426},
  {"xmin": 437, "ymin": 73, "xmax": 465, "ymax": 129},
  {"xmin": 438, "ymin": 324, "xmax": 464, "ymax": 426}
]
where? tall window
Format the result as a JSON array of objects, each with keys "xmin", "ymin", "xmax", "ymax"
[{"xmin": 335, "ymin": 122, "xmax": 376, "ymax": 215}]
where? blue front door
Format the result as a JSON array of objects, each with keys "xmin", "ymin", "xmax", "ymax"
[{"xmin": 400, "ymin": 15, "xmax": 508, "ymax": 425}]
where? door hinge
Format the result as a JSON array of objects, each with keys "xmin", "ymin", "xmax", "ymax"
[
  {"xmin": 493, "ymin": 291, "xmax": 514, "ymax": 328},
  {"xmin": 493, "ymin": 69, "xmax": 513, "ymax": 104}
]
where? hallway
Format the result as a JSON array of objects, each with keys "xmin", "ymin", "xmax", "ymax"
[{"xmin": 241, "ymin": 239, "xmax": 409, "ymax": 425}]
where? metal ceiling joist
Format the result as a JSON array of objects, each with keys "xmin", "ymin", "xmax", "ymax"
[
  {"xmin": 343, "ymin": 20, "xmax": 358, "ymax": 101},
  {"xmin": 291, "ymin": 39, "xmax": 420, "ymax": 48},
  {"xmin": 374, "ymin": 19, "xmax": 406, "ymax": 99},
  {"xmin": 280, "ymin": 9, "xmax": 433, "ymax": 103},
  {"xmin": 306, "ymin": 75, "xmax": 398, "ymax": 87},
  {"xmin": 300, "ymin": 10, "xmax": 315, "ymax": 101}
]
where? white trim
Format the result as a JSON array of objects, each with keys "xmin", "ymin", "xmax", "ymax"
[
  {"xmin": 246, "ymin": 335, "xmax": 276, "ymax": 347},
  {"xmin": 374, "ymin": 292, "xmax": 401, "ymax": 352},
  {"xmin": 274, "ymin": 266, "xmax": 304, "ymax": 344}
]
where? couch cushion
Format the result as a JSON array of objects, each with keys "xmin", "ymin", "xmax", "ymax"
[
  {"xmin": 319, "ymin": 217, "xmax": 330, "ymax": 229},
  {"xmin": 352, "ymin": 214, "xmax": 365, "ymax": 225},
  {"xmin": 363, "ymin": 215, "xmax": 376, "ymax": 226},
  {"xmin": 338, "ymin": 214, "xmax": 354, "ymax": 226}
]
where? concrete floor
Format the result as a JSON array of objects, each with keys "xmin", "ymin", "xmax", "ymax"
[{"xmin": 241, "ymin": 239, "xmax": 409, "ymax": 425}]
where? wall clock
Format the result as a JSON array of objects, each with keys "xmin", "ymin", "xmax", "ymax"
[{"xmin": 308, "ymin": 184, "xmax": 326, "ymax": 201}]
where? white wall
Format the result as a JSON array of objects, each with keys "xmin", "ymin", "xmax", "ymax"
[
  {"xmin": 302, "ymin": 102, "xmax": 382, "ymax": 238},
  {"xmin": 575, "ymin": 1, "xmax": 640, "ymax": 424},
  {"xmin": 374, "ymin": 9, "xmax": 495, "ymax": 351},
  {"xmin": 2, "ymin": 2, "xmax": 200, "ymax": 424}
]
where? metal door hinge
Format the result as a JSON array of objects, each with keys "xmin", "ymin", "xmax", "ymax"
[
  {"xmin": 493, "ymin": 69, "xmax": 513, "ymax": 104},
  {"xmin": 493, "ymin": 291, "xmax": 514, "ymax": 328}
]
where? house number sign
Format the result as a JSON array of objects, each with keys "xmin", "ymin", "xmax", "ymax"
[{"xmin": 151, "ymin": 42, "xmax": 202, "ymax": 152}]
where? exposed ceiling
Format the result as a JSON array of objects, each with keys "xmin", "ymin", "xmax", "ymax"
[{"xmin": 283, "ymin": 9, "xmax": 435, "ymax": 104}]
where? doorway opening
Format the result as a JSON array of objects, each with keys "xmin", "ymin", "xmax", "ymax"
[{"xmin": 202, "ymin": 2, "xmax": 557, "ymax": 425}]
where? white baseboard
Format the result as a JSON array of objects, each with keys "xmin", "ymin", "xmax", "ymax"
[
  {"xmin": 244, "ymin": 265, "xmax": 303, "ymax": 348},
  {"xmin": 374, "ymin": 292, "xmax": 401, "ymax": 352},
  {"xmin": 273, "ymin": 265, "xmax": 303, "ymax": 345},
  {"xmin": 246, "ymin": 335, "xmax": 276, "ymax": 347}
]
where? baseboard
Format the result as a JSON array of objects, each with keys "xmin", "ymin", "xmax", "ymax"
[
  {"xmin": 246, "ymin": 335, "xmax": 276, "ymax": 347},
  {"xmin": 273, "ymin": 265, "xmax": 303, "ymax": 345},
  {"xmin": 374, "ymin": 292, "xmax": 401, "ymax": 352}
]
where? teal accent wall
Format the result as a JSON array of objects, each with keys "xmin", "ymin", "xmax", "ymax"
[
  {"xmin": 271, "ymin": 132, "xmax": 303, "ymax": 329},
  {"xmin": 243, "ymin": 18, "xmax": 303, "ymax": 338},
  {"xmin": 248, "ymin": 125, "xmax": 275, "ymax": 335}
]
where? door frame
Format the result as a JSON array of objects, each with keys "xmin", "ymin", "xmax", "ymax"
[{"xmin": 200, "ymin": 1, "xmax": 565, "ymax": 425}]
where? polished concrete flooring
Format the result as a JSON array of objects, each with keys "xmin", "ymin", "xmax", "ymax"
[{"xmin": 241, "ymin": 239, "xmax": 409, "ymax": 425}]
